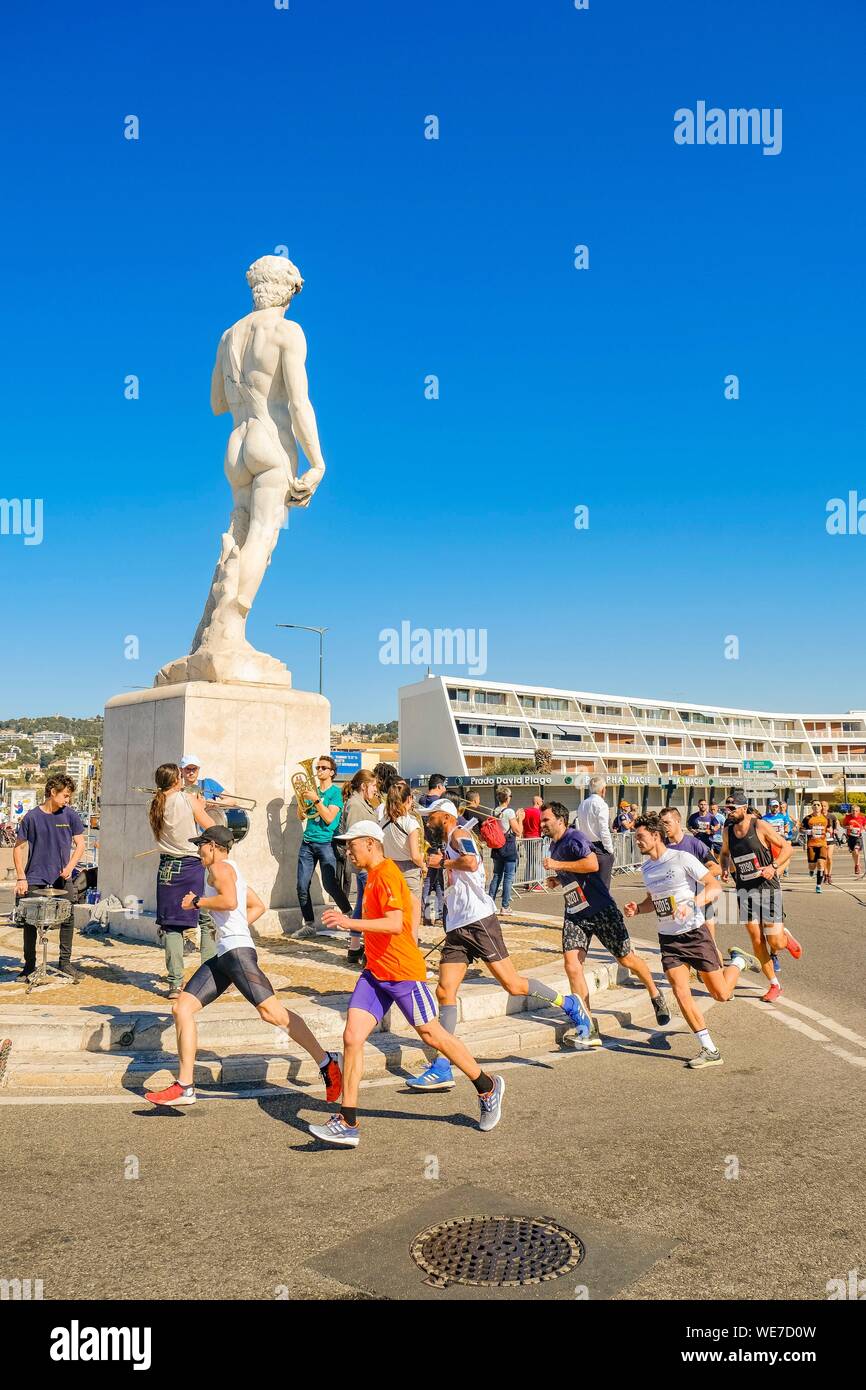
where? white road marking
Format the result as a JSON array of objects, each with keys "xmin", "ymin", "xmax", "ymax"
[
  {"xmin": 773, "ymin": 997, "xmax": 866, "ymax": 1049},
  {"xmin": 745, "ymin": 1001, "xmax": 830, "ymax": 1043}
]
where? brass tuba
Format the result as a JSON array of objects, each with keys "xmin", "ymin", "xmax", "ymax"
[{"xmin": 292, "ymin": 757, "xmax": 320, "ymax": 818}]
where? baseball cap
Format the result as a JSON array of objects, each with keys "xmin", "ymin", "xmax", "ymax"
[
  {"xmin": 189, "ymin": 826, "xmax": 234, "ymax": 849},
  {"xmin": 180, "ymin": 755, "xmax": 201, "ymax": 769},
  {"xmin": 769, "ymin": 798, "xmax": 780, "ymax": 807},
  {"xmin": 335, "ymin": 819, "xmax": 384, "ymax": 843},
  {"xmin": 417, "ymin": 798, "xmax": 459, "ymax": 817},
  {"xmin": 725, "ymin": 789, "xmax": 748, "ymax": 806}
]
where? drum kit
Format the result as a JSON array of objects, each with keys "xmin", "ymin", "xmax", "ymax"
[{"xmin": 12, "ymin": 889, "xmax": 75, "ymax": 993}]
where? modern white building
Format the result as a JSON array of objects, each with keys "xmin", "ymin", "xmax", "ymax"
[
  {"xmin": 65, "ymin": 754, "xmax": 92, "ymax": 787},
  {"xmin": 399, "ymin": 676, "xmax": 866, "ymax": 811}
]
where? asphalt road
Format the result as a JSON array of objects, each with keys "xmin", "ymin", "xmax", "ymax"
[{"xmin": 2, "ymin": 860, "xmax": 865, "ymax": 1302}]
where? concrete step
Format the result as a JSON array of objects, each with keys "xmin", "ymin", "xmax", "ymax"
[
  {"xmin": 0, "ymin": 985, "xmax": 669, "ymax": 1095},
  {"xmin": 0, "ymin": 955, "xmax": 631, "ymax": 1056}
]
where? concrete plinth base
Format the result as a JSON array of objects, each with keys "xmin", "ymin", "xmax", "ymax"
[{"xmin": 100, "ymin": 681, "xmax": 331, "ymax": 938}]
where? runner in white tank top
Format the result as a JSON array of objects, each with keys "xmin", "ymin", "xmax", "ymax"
[
  {"xmin": 404, "ymin": 799, "xmax": 592, "ymax": 1091},
  {"xmin": 210, "ymin": 861, "xmax": 256, "ymax": 954},
  {"xmin": 145, "ymin": 826, "xmax": 343, "ymax": 1110}
]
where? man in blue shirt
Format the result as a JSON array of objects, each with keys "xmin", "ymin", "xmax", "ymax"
[
  {"xmin": 13, "ymin": 774, "xmax": 86, "ymax": 980},
  {"xmin": 763, "ymin": 799, "xmax": 793, "ymax": 878},
  {"xmin": 540, "ymin": 800, "xmax": 670, "ymax": 1048},
  {"xmin": 295, "ymin": 754, "xmax": 354, "ymax": 935}
]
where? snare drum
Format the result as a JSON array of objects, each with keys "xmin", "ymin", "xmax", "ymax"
[{"xmin": 13, "ymin": 892, "xmax": 72, "ymax": 929}]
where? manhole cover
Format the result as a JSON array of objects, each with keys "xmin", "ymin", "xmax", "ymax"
[{"xmin": 410, "ymin": 1215, "xmax": 585, "ymax": 1288}]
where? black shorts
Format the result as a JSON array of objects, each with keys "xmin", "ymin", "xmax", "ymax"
[
  {"xmin": 848, "ymin": 836, "xmax": 862, "ymax": 853},
  {"xmin": 737, "ymin": 886, "xmax": 785, "ymax": 927},
  {"xmin": 439, "ymin": 914, "xmax": 508, "ymax": 966},
  {"xmin": 562, "ymin": 903, "xmax": 631, "ymax": 959},
  {"xmin": 660, "ymin": 924, "xmax": 723, "ymax": 974},
  {"xmin": 183, "ymin": 947, "xmax": 274, "ymax": 1008}
]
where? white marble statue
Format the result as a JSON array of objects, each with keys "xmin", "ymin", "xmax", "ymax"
[{"xmin": 156, "ymin": 255, "xmax": 326, "ymax": 686}]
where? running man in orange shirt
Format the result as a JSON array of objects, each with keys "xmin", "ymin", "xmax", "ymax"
[{"xmin": 308, "ymin": 820, "xmax": 505, "ymax": 1148}]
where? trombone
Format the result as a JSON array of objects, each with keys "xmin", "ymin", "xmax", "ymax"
[{"xmin": 130, "ymin": 785, "xmax": 258, "ymax": 809}]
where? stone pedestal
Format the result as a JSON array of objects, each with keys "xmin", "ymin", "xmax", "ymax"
[{"xmin": 100, "ymin": 682, "xmax": 330, "ymax": 939}]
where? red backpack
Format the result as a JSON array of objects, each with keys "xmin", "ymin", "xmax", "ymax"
[{"xmin": 478, "ymin": 815, "xmax": 506, "ymax": 850}]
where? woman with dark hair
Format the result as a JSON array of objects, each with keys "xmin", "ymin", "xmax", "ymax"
[
  {"xmin": 372, "ymin": 762, "xmax": 400, "ymax": 816},
  {"xmin": 382, "ymin": 782, "xmax": 425, "ymax": 939},
  {"xmin": 341, "ymin": 768, "xmax": 380, "ymax": 965},
  {"xmin": 149, "ymin": 763, "xmax": 216, "ymax": 998}
]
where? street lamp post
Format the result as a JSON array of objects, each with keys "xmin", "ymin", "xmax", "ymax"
[{"xmin": 275, "ymin": 624, "xmax": 328, "ymax": 694}]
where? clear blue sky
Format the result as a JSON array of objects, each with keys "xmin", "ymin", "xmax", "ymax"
[{"xmin": 1, "ymin": 0, "xmax": 864, "ymax": 721}]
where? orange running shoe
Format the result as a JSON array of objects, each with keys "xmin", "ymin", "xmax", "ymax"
[
  {"xmin": 761, "ymin": 982, "xmax": 782, "ymax": 1004},
  {"xmin": 320, "ymin": 1051, "xmax": 343, "ymax": 1104},
  {"xmin": 784, "ymin": 930, "xmax": 803, "ymax": 959},
  {"xmin": 145, "ymin": 1080, "xmax": 196, "ymax": 1106}
]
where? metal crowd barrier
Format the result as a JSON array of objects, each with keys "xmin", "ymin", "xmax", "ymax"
[
  {"xmin": 478, "ymin": 832, "xmax": 644, "ymax": 892},
  {"xmin": 612, "ymin": 831, "xmax": 643, "ymax": 875}
]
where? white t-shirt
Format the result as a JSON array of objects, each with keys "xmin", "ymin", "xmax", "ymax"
[
  {"xmin": 210, "ymin": 861, "xmax": 255, "ymax": 955},
  {"xmin": 444, "ymin": 834, "xmax": 496, "ymax": 932},
  {"xmin": 640, "ymin": 849, "xmax": 709, "ymax": 935}
]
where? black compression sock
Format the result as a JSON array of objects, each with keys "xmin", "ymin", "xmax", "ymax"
[
  {"xmin": 472, "ymin": 1071, "xmax": 494, "ymax": 1096},
  {"xmin": 341, "ymin": 1106, "xmax": 357, "ymax": 1126}
]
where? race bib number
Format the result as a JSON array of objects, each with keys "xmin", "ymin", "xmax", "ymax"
[
  {"xmin": 564, "ymin": 884, "xmax": 589, "ymax": 917},
  {"xmin": 733, "ymin": 852, "xmax": 762, "ymax": 881},
  {"xmin": 809, "ymin": 825, "xmax": 825, "ymax": 839},
  {"xmin": 651, "ymin": 893, "xmax": 679, "ymax": 920}
]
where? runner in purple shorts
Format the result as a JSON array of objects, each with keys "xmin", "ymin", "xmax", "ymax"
[{"xmin": 307, "ymin": 821, "xmax": 506, "ymax": 1148}]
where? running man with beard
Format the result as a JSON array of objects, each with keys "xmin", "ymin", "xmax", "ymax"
[
  {"xmin": 659, "ymin": 805, "xmax": 721, "ymax": 938},
  {"xmin": 624, "ymin": 814, "xmax": 748, "ymax": 1069},
  {"xmin": 405, "ymin": 799, "xmax": 591, "ymax": 1090},
  {"xmin": 801, "ymin": 800, "xmax": 830, "ymax": 892},
  {"xmin": 311, "ymin": 819, "xmax": 505, "ymax": 1143},
  {"xmin": 542, "ymin": 801, "xmax": 670, "ymax": 1048},
  {"xmin": 720, "ymin": 789, "xmax": 801, "ymax": 1004}
]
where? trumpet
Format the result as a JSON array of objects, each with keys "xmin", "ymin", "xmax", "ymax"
[
  {"xmin": 292, "ymin": 757, "xmax": 321, "ymax": 819},
  {"xmin": 131, "ymin": 785, "xmax": 257, "ymax": 809}
]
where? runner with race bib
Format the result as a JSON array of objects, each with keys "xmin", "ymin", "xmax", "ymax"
[{"xmin": 624, "ymin": 814, "xmax": 749, "ymax": 1070}]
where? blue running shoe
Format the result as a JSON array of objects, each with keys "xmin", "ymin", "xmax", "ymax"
[
  {"xmin": 562, "ymin": 993, "xmax": 591, "ymax": 1039},
  {"xmin": 771, "ymin": 953, "xmax": 780, "ymax": 975},
  {"xmin": 406, "ymin": 1059, "xmax": 455, "ymax": 1091}
]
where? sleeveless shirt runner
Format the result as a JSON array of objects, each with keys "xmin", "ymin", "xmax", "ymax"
[
  {"xmin": 728, "ymin": 816, "xmax": 779, "ymax": 892},
  {"xmin": 210, "ymin": 862, "xmax": 256, "ymax": 954}
]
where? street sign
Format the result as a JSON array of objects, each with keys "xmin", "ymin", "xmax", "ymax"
[
  {"xmin": 332, "ymin": 750, "xmax": 362, "ymax": 776},
  {"xmin": 743, "ymin": 760, "xmax": 774, "ymax": 771}
]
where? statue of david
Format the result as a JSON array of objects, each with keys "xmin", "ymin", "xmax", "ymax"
[{"xmin": 157, "ymin": 255, "xmax": 326, "ymax": 687}]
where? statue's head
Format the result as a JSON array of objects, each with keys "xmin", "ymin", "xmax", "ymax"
[{"xmin": 246, "ymin": 255, "xmax": 304, "ymax": 309}]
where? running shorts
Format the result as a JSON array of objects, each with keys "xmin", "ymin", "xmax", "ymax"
[
  {"xmin": 847, "ymin": 835, "xmax": 861, "ymax": 853},
  {"xmin": 737, "ymin": 886, "xmax": 785, "ymax": 926},
  {"xmin": 562, "ymin": 903, "xmax": 632, "ymax": 958},
  {"xmin": 349, "ymin": 969, "xmax": 438, "ymax": 1026},
  {"xmin": 439, "ymin": 914, "xmax": 508, "ymax": 965},
  {"xmin": 659, "ymin": 924, "xmax": 723, "ymax": 974},
  {"xmin": 806, "ymin": 842, "xmax": 827, "ymax": 864},
  {"xmin": 183, "ymin": 946, "xmax": 274, "ymax": 1007}
]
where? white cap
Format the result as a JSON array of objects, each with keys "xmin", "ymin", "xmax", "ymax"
[
  {"xmin": 417, "ymin": 798, "xmax": 459, "ymax": 818},
  {"xmin": 180, "ymin": 755, "xmax": 201, "ymax": 770},
  {"xmin": 335, "ymin": 819, "xmax": 384, "ymax": 843}
]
